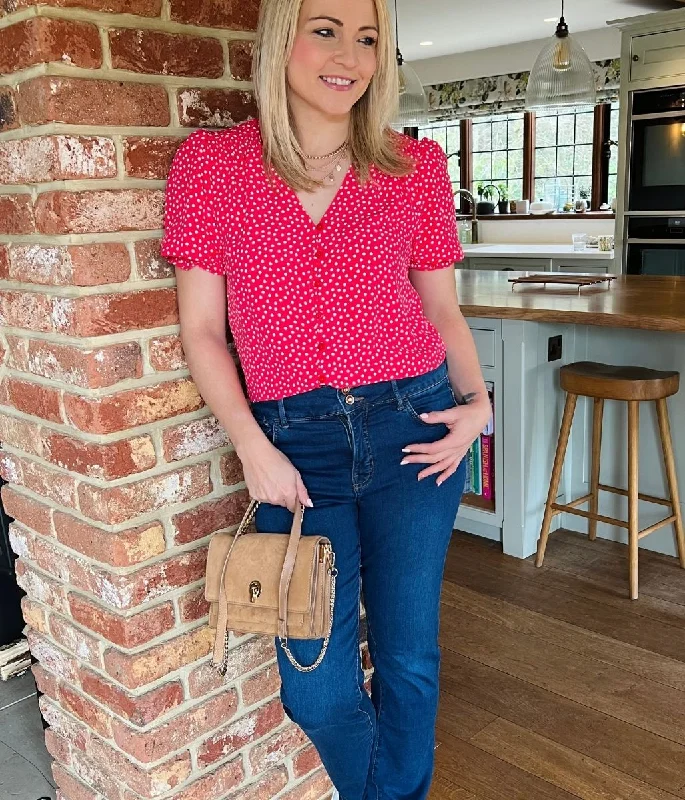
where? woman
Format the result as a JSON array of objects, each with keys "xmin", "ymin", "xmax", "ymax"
[{"xmin": 160, "ymin": 0, "xmax": 490, "ymax": 797}]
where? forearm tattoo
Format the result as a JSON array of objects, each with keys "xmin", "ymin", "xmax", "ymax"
[{"xmin": 460, "ymin": 392, "xmax": 479, "ymax": 405}]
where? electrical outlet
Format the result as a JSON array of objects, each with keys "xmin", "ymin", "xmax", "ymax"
[{"xmin": 548, "ymin": 335, "xmax": 562, "ymax": 362}]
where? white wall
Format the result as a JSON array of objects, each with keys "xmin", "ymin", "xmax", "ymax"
[
  {"xmin": 413, "ymin": 26, "xmax": 621, "ymax": 85},
  {"xmin": 477, "ymin": 217, "xmax": 616, "ymax": 244}
]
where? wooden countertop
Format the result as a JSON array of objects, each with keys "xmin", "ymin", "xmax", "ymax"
[{"xmin": 456, "ymin": 271, "xmax": 685, "ymax": 332}]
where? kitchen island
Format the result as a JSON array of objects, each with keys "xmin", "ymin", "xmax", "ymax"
[
  {"xmin": 455, "ymin": 271, "xmax": 685, "ymax": 561},
  {"xmin": 461, "ymin": 243, "xmax": 616, "ymax": 274}
]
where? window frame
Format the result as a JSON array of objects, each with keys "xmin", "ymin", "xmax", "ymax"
[{"xmin": 409, "ymin": 102, "xmax": 616, "ymax": 213}]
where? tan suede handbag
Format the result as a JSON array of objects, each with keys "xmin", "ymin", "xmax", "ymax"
[{"xmin": 205, "ymin": 498, "xmax": 338, "ymax": 674}]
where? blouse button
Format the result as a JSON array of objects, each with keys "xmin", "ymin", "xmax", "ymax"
[
  {"xmin": 318, "ymin": 373, "xmax": 326, "ymax": 384},
  {"xmin": 315, "ymin": 248, "xmax": 324, "ymax": 259},
  {"xmin": 313, "ymin": 278, "xmax": 322, "ymax": 289},
  {"xmin": 318, "ymin": 342, "xmax": 326, "ymax": 352}
]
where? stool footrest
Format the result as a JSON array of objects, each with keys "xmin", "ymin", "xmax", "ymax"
[
  {"xmin": 550, "ymin": 503, "xmax": 629, "ymax": 529},
  {"xmin": 638, "ymin": 516, "xmax": 677, "ymax": 539},
  {"xmin": 598, "ymin": 483, "xmax": 672, "ymax": 507}
]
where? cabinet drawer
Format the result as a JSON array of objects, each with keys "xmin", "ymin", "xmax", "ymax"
[
  {"xmin": 631, "ymin": 29, "xmax": 685, "ymax": 82},
  {"xmin": 470, "ymin": 327, "xmax": 497, "ymax": 368},
  {"xmin": 470, "ymin": 258, "xmax": 551, "ymax": 272},
  {"xmin": 554, "ymin": 261, "xmax": 612, "ymax": 274}
]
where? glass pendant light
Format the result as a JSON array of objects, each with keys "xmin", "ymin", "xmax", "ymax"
[
  {"xmin": 526, "ymin": 0, "xmax": 596, "ymax": 110},
  {"xmin": 393, "ymin": 0, "xmax": 430, "ymax": 126}
]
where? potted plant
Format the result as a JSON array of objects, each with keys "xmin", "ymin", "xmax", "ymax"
[
  {"xmin": 497, "ymin": 183, "xmax": 510, "ymax": 214},
  {"xmin": 476, "ymin": 183, "xmax": 499, "ymax": 215},
  {"xmin": 575, "ymin": 187, "xmax": 590, "ymax": 213}
]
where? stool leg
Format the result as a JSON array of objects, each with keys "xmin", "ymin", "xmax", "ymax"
[
  {"xmin": 589, "ymin": 397, "xmax": 604, "ymax": 542},
  {"xmin": 536, "ymin": 392, "xmax": 577, "ymax": 568},
  {"xmin": 628, "ymin": 401, "xmax": 639, "ymax": 600},
  {"xmin": 656, "ymin": 398, "xmax": 685, "ymax": 569}
]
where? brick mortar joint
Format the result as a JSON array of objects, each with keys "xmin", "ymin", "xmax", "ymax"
[{"xmin": 0, "ymin": 277, "xmax": 175, "ymax": 296}]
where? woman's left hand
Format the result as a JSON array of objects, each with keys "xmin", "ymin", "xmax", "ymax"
[{"xmin": 400, "ymin": 396, "xmax": 492, "ymax": 486}]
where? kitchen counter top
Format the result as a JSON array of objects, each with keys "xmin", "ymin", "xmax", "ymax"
[
  {"xmin": 456, "ymin": 271, "xmax": 685, "ymax": 332},
  {"xmin": 462, "ymin": 244, "xmax": 615, "ymax": 260}
]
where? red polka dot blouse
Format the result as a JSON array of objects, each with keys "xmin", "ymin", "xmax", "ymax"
[{"xmin": 160, "ymin": 118, "xmax": 463, "ymax": 403}]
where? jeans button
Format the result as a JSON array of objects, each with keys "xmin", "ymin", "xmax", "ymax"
[{"xmin": 345, "ymin": 395, "xmax": 355, "ymax": 405}]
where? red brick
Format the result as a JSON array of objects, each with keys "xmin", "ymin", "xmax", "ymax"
[
  {"xmin": 241, "ymin": 662, "xmax": 281, "ymax": 708},
  {"xmin": 177, "ymin": 585, "xmax": 209, "ymax": 623},
  {"xmin": 35, "ymin": 189, "xmax": 164, "ymax": 234},
  {"xmin": 228, "ymin": 40, "xmax": 253, "ymax": 81},
  {"xmin": 32, "ymin": 662, "xmax": 59, "ymax": 699},
  {"xmin": 39, "ymin": 696, "xmax": 90, "ymax": 752},
  {"xmin": 219, "ymin": 450, "xmax": 244, "ymax": 486},
  {"xmin": 68, "ymin": 748, "xmax": 125, "ymax": 800},
  {"xmin": 27, "ymin": 630, "xmax": 79, "ymax": 681},
  {"xmin": 104, "ymin": 625, "xmax": 213, "ymax": 690},
  {"xmin": 124, "ymin": 136, "xmax": 181, "ymax": 179},
  {"xmin": 171, "ymin": 489, "xmax": 246, "ymax": 545},
  {"xmin": 5, "ymin": 336, "xmax": 142, "ymax": 388},
  {"xmin": 169, "ymin": 0, "xmax": 259, "ymax": 30},
  {"xmin": 51, "ymin": 289, "xmax": 178, "ymax": 337},
  {"xmin": 0, "ymin": 244, "xmax": 8, "ymax": 278},
  {"xmin": 0, "ymin": 414, "xmax": 43, "ymax": 456},
  {"xmin": 8, "ymin": 521, "xmax": 37, "ymax": 560},
  {"xmin": 9, "ymin": 242, "xmax": 130, "ymax": 286},
  {"xmin": 3, "ymin": 376, "xmax": 62, "ymax": 421},
  {"xmin": 45, "ymin": 728, "xmax": 71, "ymax": 766},
  {"xmin": 134, "ymin": 238, "xmax": 174, "ymax": 280},
  {"xmin": 0, "ymin": 86, "xmax": 19, "ymax": 132},
  {"xmin": 177, "ymin": 87, "xmax": 257, "ymax": 128},
  {"xmin": 17, "ymin": 76, "xmax": 170, "ymax": 127},
  {"xmin": 1, "ymin": 486, "xmax": 52, "ymax": 536},
  {"xmin": 80, "ymin": 669, "xmax": 184, "ymax": 727},
  {"xmin": 149, "ymin": 334, "xmax": 186, "ymax": 372},
  {"xmin": 64, "ymin": 378, "xmax": 202, "ymax": 434},
  {"xmin": 293, "ymin": 744, "xmax": 323, "ymax": 778},
  {"xmin": 110, "ymin": 29, "xmax": 224, "ymax": 78},
  {"xmin": 248, "ymin": 725, "xmax": 308, "ymax": 777},
  {"xmin": 45, "ymin": 432, "xmax": 154, "ymax": 480},
  {"xmin": 0, "ymin": 135, "xmax": 115, "ymax": 184},
  {"xmin": 78, "ymin": 462, "xmax": 211, "ymax": 524},
  {"xmin": 231, "ymin": 767, "xmax": 289, "ymax": 800},
  {"xmin": 280, "ymin": 769, "xmax": 333, "ymax": 800},
  {"xmin": 154, "ymin": 756, "xmax": 242, "ymax": 800},
  {"xmin": 59, "ymin": 683, "xmax": 112, "ymax": 737},
  {"xmin": 49, "ymin": 613, "xmax": 102, "ymax": 668},
  {"xmin": 54, "ymin": 514, "xmax": 163, "ymax": 566},
  {"xmin": 197, "ymin": 698, "xmax": 284, "ymax": 767},
  {"xmin": 14, "ymin": 560, "xmax": 69, "ymax": 613},
  {"xmin": 21, "ymin": 596, "xmax": 50, "ymax": 633},
  {"xmin": 69, "ymin": 593, "xmax": 175, "ymax": 648},
  {"xmin": 188, "ymin": 636, "xmax": 276, "ymax": 698},
  {"xmin": 52, "ymin": 764, "xmax": 101, "ymax": 800},
  {"xmin": 163, "ymin": 416, "xmax": 230, "ymax": 463},
  {"xmin": 3, "ymin": 0, "xmax": 161, "ymax": 13},
  {"xmin": 113, "ymin": 690, "xmax": 238, "ymax": 762},
  {"xmin": 0, "ymin": 18, "xmax": 101, "ymax": 74},
  {"xmin": 2, "ymin": 453, "xmax": 79, "ymax": 509},
  {"xmin": 0, "ymin": 194, "xmax": 35, "ymax": 234},
  {"xmin": 0, "ymin": 289, "xmax": 53, "ymax": 331}
]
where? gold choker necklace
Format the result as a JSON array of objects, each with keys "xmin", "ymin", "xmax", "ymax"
[{"xmin": 302, "ymin": 140, "xmax": 349, "ymax": 161}]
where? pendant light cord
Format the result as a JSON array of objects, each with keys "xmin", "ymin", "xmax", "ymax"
[{"xmin": 394, "ymin": 0, "xmax": 403, "ymax": 65}]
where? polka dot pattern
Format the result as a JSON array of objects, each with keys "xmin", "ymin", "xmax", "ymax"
[{"xmin": 161, "ymin": 118, "xmax": 464, "ymax": 403}]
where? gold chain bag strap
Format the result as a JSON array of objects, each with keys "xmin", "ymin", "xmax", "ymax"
[{"xmin": 205, "ymin": 499, "xmax": 338, "ymax": 673}]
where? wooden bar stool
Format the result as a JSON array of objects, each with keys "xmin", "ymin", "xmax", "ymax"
[{"xmin": 535, "ymin": 361, "xmax": 685, "ymax": 600}]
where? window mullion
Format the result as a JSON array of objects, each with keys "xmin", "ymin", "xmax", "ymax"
[
  {"xmin": 460, "ymin": 118, "xmax": 473, "ymax": 214},
  {"xmin": 523, "ymin": 111, "xmax": 535, "ymax": 202}
]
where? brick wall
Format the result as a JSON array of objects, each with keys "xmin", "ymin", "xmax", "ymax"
[{"xmin": 0, "ymin": 2, "xmax": 370, "ymax": 798}]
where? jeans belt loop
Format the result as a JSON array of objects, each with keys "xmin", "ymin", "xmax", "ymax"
[
  {"xmin": 390, "ymin": 379, "xmax": 405, "ymax": 411},
  {"xmin": 277, "ymin": 398, "xmax": 288, "ymax": 427}
]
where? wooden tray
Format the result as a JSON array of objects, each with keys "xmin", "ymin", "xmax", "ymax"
[{"xmin": 509, "ymin": 274, "xmax": 617, "ymax": 294}]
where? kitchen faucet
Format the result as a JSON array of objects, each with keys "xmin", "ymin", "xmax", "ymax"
[{"xmin": 454, "ymin": 188, "xmax": 479, "ymax": 244}]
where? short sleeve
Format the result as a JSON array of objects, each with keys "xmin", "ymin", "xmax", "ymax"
[
  {"xmin": 409, "ymin": 138, "xmax": 464, "ymax": 271},
  {"xmin": 160, "ymin": 130, "xmax": 226, "ymax": 275}
]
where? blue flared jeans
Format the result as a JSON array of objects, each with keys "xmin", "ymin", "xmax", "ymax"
[{"xmin": 249, "ymin": 359, "xmax": 466, "ymax": 800}]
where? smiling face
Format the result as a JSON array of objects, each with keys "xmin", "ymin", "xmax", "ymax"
[{"xmin": 286, "ymin": 0, "xmax": 379, "ymax": 123}]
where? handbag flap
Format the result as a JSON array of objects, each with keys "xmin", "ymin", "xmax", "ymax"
[
  {"xmin": 205, "ymin": 531, "xmax": 234, "ymax": 603},
  {"xmin": 222, "ymin": 532, "xmax": 322, "ymax": 613}
]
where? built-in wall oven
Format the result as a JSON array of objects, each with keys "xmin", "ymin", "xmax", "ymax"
[{"xmin": 625, "ymin": 86, "xmax": 685, "ymax": 274}]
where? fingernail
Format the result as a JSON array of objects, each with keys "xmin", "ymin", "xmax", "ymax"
[
  {"xmin": 400, "ymin": 459, "xmax": 408, "ymax": 465},
  {"xmin": 401, "ymin": 448, "xmax": 411, "ymax": 453},
  {"xmin": 306, "ymin": 499, "xmax": 314, "ymax": 507},
  {"xmin": 437, "ymin": 480, "xmax": 442, "ymax": 487},
  {"xmin": 420, "ymin": 413, "xmax": 429, "ymax": 419}
]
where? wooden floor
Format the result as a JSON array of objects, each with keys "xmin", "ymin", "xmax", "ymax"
[{"xmin": 430, "ymin": 528, "xmax": 685, "ymax": 800}]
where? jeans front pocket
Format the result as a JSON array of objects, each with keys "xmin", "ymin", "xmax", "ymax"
[{"xmin": 402, "ymin": 377, "xmax": 458, "ymax": 428}]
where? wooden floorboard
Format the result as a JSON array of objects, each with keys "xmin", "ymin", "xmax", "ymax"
[{"xmin": 432, "ymin": 529, "xmax": 685, "ymax": 800}]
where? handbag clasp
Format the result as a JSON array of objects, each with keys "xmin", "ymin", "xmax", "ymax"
[{"xmin": 249, "ymin": 581, "xmax": 261, "ymax": 603}]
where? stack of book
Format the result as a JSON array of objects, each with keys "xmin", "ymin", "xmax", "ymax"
[
  {"xmin": 464, "ymin": 382, "xmax": 495, "ymax": 499},
  {"xmin": 0, "ymin": 637, "xmax": 30, "ymax": 681}
]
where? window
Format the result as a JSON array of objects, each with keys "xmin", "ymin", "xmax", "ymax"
[
  {"xmin": 534, "ymin": 106, "xmax": 594, "ymax": 210},
  {"xmin": 417, "ymin": 120, "xmax": 460, "ymax": 196},
  {"xmin": 608, "ymin": 101, "xmax": 620, "ymax": 205},
  {"xmin": 472, "ymin": 112, "xmax": 524, "ymax": 203}
]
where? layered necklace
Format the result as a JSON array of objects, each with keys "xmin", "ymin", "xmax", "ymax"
[{"xmin": 302, "ymin": 139, "xmax": 349, "ymax": 185}]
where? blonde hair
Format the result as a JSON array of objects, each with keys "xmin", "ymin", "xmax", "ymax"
[{"xmin": 252, "ymin": 0, "xmax": 415, "ymax": 192}]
